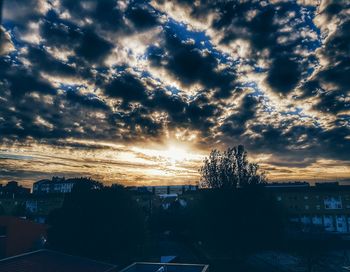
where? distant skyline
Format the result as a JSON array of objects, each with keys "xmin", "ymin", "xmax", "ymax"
[{"xmin": 0, "ymin": 0, "xmax": 349, "ymax": 186}]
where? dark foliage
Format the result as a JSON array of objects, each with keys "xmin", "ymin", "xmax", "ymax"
[
  {"xmin": 192, "ymin": 188, "xmax": 285, "ymax": 257},
  {"xmin": 47, "ymin": 185, "xmax": 145, "ymax": 265},
  {"xmin": 150, "ymin": 200, "xmax": 192, "ymax": 239},
  {"xmin": 199, "ymin": 145, "xmax": 267, "ymax": 189},
  {"xmin": 289, "ymin": 235, "xmax": 344, "ymax": 272}
]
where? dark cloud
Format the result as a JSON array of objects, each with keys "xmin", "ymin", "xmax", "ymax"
[
  {"xmin": 220, "ymin": 94, "xmax": 258, "ymax": 136},
  {"xmin": 74, "ymin": 29, "xmax": 113, "ymax": 63},
  {"xmin": 223, "ymin": 120, "xmax": 350, "ymax": 165},
  {"xmin": 59, "ymin": 0, "xmax": 162, "ymax": 33},
  {"xmin": 267, "ymin": 56, "xmax": 302, "ymax": 94},
  {"xmin": 0, "ymin": 90, "xmax": 117, "ymax": 143},
  {"xmin": 0, "ymin": 58, "xmax": 55, "ymax": 98},
  {"xmin": 159, "ymin": 0, "xmax": 317, "ymax": 95},
  {"xmin": 39, "ymin": 11, "xmax": 113, "ymax": 64},
  {"xmin": 109, "ymin": 106, "xmax": 164, "ymax": 140},
  {"xmin": 148, "ymin": 88, "xmax": 186, "ymax": 115},
  {"xmin": 315, "ymin": 90, "xmax": 349, "ymax": 114},
  {"xmin": 39, "ymin": 11, "xmax": 83, "ymax": 49},
  {"xmin": 3, "ymin": 0, "xmax": 45, "ymax": 31},
  {"xmin": 104, "ymin": 72, "xmax": 221, "ymax": 136},
  {"xmin": 126, "ymin": 3, "xmax": 160, "ymax": 30},
  {"xmin": 65, "ymin": 89, "xmax": 110, "ymax": 110},
  {"xmin": 60, "ymin": 0, "xmax": 126, "ymax": 32},
  {"xmin": 148, "ymin": 27, "xmax": 236, "ymax": 98},
  {"xmin": 25, "ymin": 46, "xmax": 77, "ymax": 77},
  {"xmin": 104, "ymin": 72, "xmax": 148, "ymax": 103},
  {"xmin": 301, "ymin": 23, "xmax": 350, "ymax": 113}
]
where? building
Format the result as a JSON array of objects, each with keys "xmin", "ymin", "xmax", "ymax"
[
  {"xmin": 0, "ymin": 181, "xmax": 30, "ymax": 197},
  {"xmin": 0, "ymin": 249, "xmax": 118, "ymax": 272},
  {"xmin": 33, "ymin": 176, "xmax": 99, "ymax": 194},
  {"xmin": 119, "ymin": 262, "xmax": 209, "ymax": 272},
  {"xmin": 0, "ymin": 216, "xmax": 47, "ymax": 258},
  {"xmin": 129, "ymin": 185, "xmax": 198, "ymax": 196},
  {"xmin": 266, "ymin": 182, "xmax": 350, "ymax": 233},
  {"xmin": 33, "ymin": 177, "xmax": 75, "ymax": 194}
]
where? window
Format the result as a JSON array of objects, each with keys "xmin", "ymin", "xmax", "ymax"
[
  {"xmin": 324, "ymin": 196, "xmax": 342, "ymax": 210},
  {"xmin": 316, "ymin": 205, "xmax": 320, "ymax": 210},
  {"xmin": 305, "ymin": 205, "xmax": 309, "ymax": 210},
  {"xmin": 304, "ymin": 196, "xmax": 309, "ymax": 200},
  {"xmin": 277, "ymin": 196, "xmax": 282, "ymax": 201}
]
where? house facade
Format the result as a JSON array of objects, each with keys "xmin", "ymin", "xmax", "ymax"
[
  {"xmin": 33, "ymin": 177, "xmax": 75, "ymax": 194},
  {"xmin": 266, "ymin": 182, "xmax": 350, "ymax": 233}
]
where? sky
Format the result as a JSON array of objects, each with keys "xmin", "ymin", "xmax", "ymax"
[{"xmin": 0, "ymin": 0, "xmax": 349, "ymax": 187}]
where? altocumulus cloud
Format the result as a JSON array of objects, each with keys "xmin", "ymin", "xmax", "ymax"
[{"xmin": 0, "ymin": 0, "xmax": 349, "ymax": 185}]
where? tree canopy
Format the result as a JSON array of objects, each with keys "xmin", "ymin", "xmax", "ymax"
[
  {"xmin": 199, "ymin": 145, "xmax": 266, "ymax": 189},
  {"xmin": 47, "ymin": 184, "xmax": 145, "ymax": 264}
]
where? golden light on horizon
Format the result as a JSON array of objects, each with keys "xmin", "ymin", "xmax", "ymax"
[
  {"xmin": 162, "ymin": 145, "xmax": 190, "ymax": 165},
  {"xmin": 131, "ymin": 141, "xmax": 204, "ymax": 167},
  {"xmin": 1, "ymin": 139, "xmax": 349, "ymax": 187}
]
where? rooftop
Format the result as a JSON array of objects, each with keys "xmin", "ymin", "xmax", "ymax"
[
  {"xmin": 0, "ymin": 250, "xmax": 118, "ymax": 272},
  {"xmin": 119, "ymin": 262, "xmax": 209, "ymax": 272},
  {"xmin": 265, "ymin": 182, "xmax": 350, "ymax": 192}
]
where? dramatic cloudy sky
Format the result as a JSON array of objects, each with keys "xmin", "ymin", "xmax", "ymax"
[{"xmin": 0, "ymin": 0, "xmax": 349, "ymax": 187}]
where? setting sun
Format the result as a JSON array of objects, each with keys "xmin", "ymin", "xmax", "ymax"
[{"xmin": 163, "ymin": 145, "xmax": 189, "ymax": 164}]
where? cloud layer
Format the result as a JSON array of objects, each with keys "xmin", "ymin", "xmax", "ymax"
[{"xmin": 0, "ymin": 0, "xmax": 349, "ymax": 185}]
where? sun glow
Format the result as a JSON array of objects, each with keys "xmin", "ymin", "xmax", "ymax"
[
  {"xmin": 163, "ymin": 145, "xmax": 189, "ymax": 164},
  {"xmin": 131, "ymin": 142, "xmax": 203, "ymax": 167}
]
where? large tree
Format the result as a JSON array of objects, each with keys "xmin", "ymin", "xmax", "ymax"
[
  {"xmin": 199, "ymin": 145, "xmax": 266, "ymax": 189},
  {"xmin": 47, "ymin": 184, "xmax": 145, "ymax": 265}
]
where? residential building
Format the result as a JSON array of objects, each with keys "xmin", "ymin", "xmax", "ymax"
[
  {"xmin": 266, "ymin": 182, "xmax": 350, "ymax": 233},
  {"xmin": 0, "ymin": 181, "xmax": 30, "ymax": 197},
  {"xmin": 33, "ymin": 176, "xmax": 99, "ymax": 194},
  {"xmin": 33, "ymin": 177, "xmax": 75, "ymax": 194},
  {"xmin": 119, "ymin": 262, "xmax": 209, "ymax": 272}
]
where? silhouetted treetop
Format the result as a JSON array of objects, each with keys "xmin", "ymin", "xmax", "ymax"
[{"xmin": 199, "ymin": 145, "xmax": 266, "ymax": 189}]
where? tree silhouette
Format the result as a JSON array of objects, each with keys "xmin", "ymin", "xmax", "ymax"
[
  {"xmin": 199, "ymin": 145, "xmax": 266, "ymax": 189},
  {"xmin": 47, "ymin": 184, "xmax": 145, "ymax": 265},
  {"xmin": 191, "ymin": 187, "xmax": 285, "ymax": 258}
]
